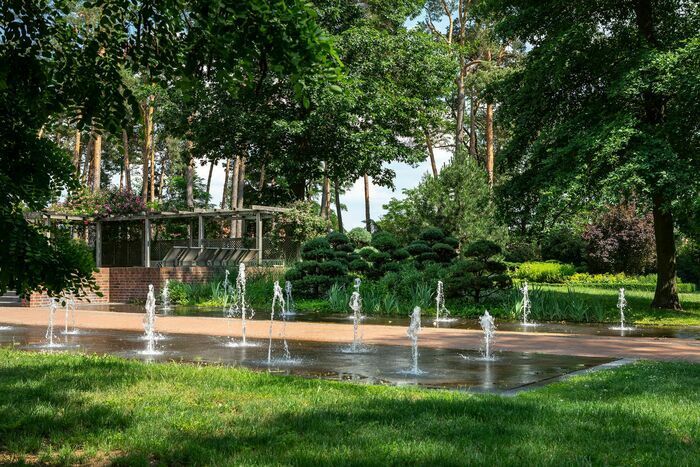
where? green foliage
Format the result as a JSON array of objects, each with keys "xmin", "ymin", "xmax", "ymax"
[
  {"xmin": 512, "ymin": 262, "xmax": 577, "ymax": 284},
  {"xmin": 347, "ymin": 227, "xmax": 372, "ymax": 247},
  {"xmin": 489, "ymin": 0, "xmax": 700, "ymax": 306},
  {"xmin": 504, "ymin": 240, "xmax": 540, "ymax": 263},
  {"xmin": 445, "ymin": 240, "xmax": 511, "ymax": 303},
  {"xmin": 406, "ymin": 227, "xmax": 458, "ymax": 267},
  {"xmin": 540, "ymin": 227, "xmax": 585, "ymax": 266},
  {"xmin": 286, "ymin": 231, "xmax": 355, "ymax": 297},
  {"xmin": 564, "ymin": 273, "xmax": 696, "ymax": 293},
  {"xmin": 677, "ymin": 240, "xmax": 700, "ymax": 286},
  {"xmin": 380, "ymin": 155, "xmax": 507, "ymax": 247},
  {"xmin": 274, "ymin": 201, "xmax": 331, "ymax": 245},
  {"xmin": 327, "ymin": 283, "xmax": 349, "ymax": 312}
]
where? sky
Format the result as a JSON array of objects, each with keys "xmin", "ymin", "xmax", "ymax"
[{"xmin": 201, "ymin": 145, "xmax": 452, "ymax": 230}]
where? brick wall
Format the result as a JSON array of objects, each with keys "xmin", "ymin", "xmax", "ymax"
[{"xmin": 23, "ymin": 266, "xmax": 219, "ymax": 307}]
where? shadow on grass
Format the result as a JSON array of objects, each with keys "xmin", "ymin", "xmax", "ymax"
[{"xmin": 1, "ymin": 351, "xmax": 698, "ymax": 465}]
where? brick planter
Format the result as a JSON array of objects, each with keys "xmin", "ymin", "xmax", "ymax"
[{"xmin": 22, "ymin": 266, "xmax": 219, "ymax": 307}]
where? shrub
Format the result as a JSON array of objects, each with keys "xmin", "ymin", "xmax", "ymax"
[
  {"xmin": 677, "ymin": 240, "xmax": 700, "ymax": 286},
  {"xmin": 407, "ymin": 227, "xmax": 458, "ymax": 267},
  {"xmin": 541, "ymin": 227, "xmax": 585, "ymax": 265},
  {"xmin": 445, "ymin": 240, "xmax": 511, "ymax": 303},
  {"xmin": 512, "ymin": 261, "xmax": 577, "ymax": 283},
  {"xmin": 504, "ymin": 241, "xmax": 540, "ymax": 263},
  {"xmin": 273, "ymin": 201, "xmax": 331, "ymax": 244},
  {"xmin": 347, "ymin": 227, "xmax": 372, "ymax": 248},
  {"xmin": 583, "ymin": 203, "xmax": 656, "ymax": 274},
  {"xmin": 371, "ymin": 231, "xmax": 400, "ymax": 252},
  {"xmin": 285, "ymin": 231, "xmax": 354, "ymax": 297}
]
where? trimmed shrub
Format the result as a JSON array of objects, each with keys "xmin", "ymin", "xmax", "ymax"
[
  {"xmin": 347, "ymin": 227, "xmax": 372, "ymax": 248},
  {"xmin": 407, "ymin": 227, "xmax": 458, "ymax": 267},
  {"xmin": 445, "ymin": 240, "xmax": 511, "ymax": 303},
  {"xmin": 512, "ymin": 261, "xmax": 577, "ymax": 283}
]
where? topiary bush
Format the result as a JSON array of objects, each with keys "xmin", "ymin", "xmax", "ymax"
[
  {"xmin": 347, "ymin": 227, "xmax": 372, "ymax": 248},
  {"xmin": 407, "ymin": 227, "xmax": 458, "ymax": 267},
  {"xmin": 363, "ymin": 231, "xmax": 408, "ymax": 279},
  {"xmin": 445, "ymin": 240, "xmax": 511, "ymax": 303},
  {"xmin": 512, "ymin": 261, "xmax": 577, "ymax": 283},
  {"xmin": 285, "ymin": 232, "xmax": 354, "ymax": 297}
]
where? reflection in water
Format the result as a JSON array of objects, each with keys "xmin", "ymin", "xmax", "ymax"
[
  {"xmin": 0, "ymin": 324, "xmax": 613, "ymax": 393},
  {"xmin": 78, "ymin": 303, "xmax": 700, "ymax": 339}
]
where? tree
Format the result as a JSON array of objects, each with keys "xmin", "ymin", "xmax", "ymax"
[
  {"xmin": 1, "ymin": 0, "xmax": 338, "ymax": 297},
  {"xmin": 488, "ymin": 0, "xmax": 700, "ymax": 309},
  {"xmin": 379, "ymin": 152, "xmax": 507, "ymax": 246}
]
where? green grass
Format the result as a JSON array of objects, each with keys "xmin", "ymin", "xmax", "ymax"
[
  {"xmin": 167, "ymin": 271, "xmax": 700, "ymax": 326},
  {"xmin": 0, "ymin": 350, "xmax": 699, "ymax": 465}
]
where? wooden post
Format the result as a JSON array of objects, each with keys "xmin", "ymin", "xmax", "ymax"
[
  {"xmin": 198, "ymin": 215, "xmax": 204, "ymax": 249},
  {"xmin": 95, "ymin": 221, "xmax": 102, "ymax": 268},
  {"xmin": 256, "ymin": 212, "xmax": 263, "ymax": 266},
  {"xmin": 144, "ymin": 217, "xmax": 151, "ymax": 267}
]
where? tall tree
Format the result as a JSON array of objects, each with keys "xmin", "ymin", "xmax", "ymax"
[{"xmin": 488, "ymin": 0, "xmax": 700, "ymax": 309}]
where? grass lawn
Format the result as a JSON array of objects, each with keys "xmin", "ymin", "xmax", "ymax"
[{"xmin": 1, "ymin": 349, "xmax": 698, "ymax": 465}]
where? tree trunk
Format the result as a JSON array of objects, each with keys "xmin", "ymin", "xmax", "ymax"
[
  {"xmin": 229, "ymin": 156, "xmax": 240, "ymax": 238},
  {"xmin": 334, "ymin": 180, "xmax": 344, "ymax": 233},
  {"xmin": 424, "ymin": 130, "xmax": 438, "ymax": 177},
  {"xmin": 236, "ymin": 156, "xmax": 246, "ymax": 237},
  {"xmin": 221, "ymin": 158, "xmax": 230, "ymax": 209},
  {"xmin": 455, "ymin": 60, "xmax": 466, "ymax": 151},
  {"xmin": 633, "ymin": 0, "xmax": 680, "ymax": 309},
  {"xmin": 91, "ymin": 132, "xmax": 102, "ymax": 192},
  {"xmin": 258, "ymin": 163, "xmax": 266, "ymax": 191},
  {"xmin": 73, "ymin": 130, "xmax": 81, "ymax": 176},
  {"xmin": 122, "ymin": 129, "xmax": 131, "ymax": 191},
  {"xmin": 651, "ymin": 196, "xmax": 681, "ymax": 309},
  {"xmin": 469, "ymin": 97, "xmax": 478, "ymax": 158},
  {"xmin": 142, "ymin": 95, "xmax": 154, "ymax": 201},
  {"xmin": 205, "ymin": 160, "xmax": 214, "ymax": 201},
  {"xmin": 82, "ymin": 134, "xmax": 93, "ymax": 185},
  {"xmin": 485, "ymin": 51, "xmax": 495, "ymax": 187},
  {"xmin": 185, "ymin": 140, "xmax": 194, "ymax": 209},
  {"xmin": 485, "ymin": 102, "xmax": 494, "ymax": 187},
  {"xmin": 320, "ymin": 161, "xmax": 330, "ymax": 218},
  {"xmin": 157, "ymin": 152, "xmax": 166, "ymax": 200},
  {"xmin": 363, "ymin": 173, "xmax": 371, "ymax": 232}
]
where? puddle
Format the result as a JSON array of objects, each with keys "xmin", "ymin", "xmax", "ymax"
[{"xmin": 1, "ymin": 324, "xmax": 613, "ymax": 393}]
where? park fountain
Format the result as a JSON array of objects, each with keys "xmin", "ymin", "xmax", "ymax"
[
  {"xmin": 62, "ymin": 296, "xmax": 79, "ymax": 335},
  {"xmin": 283, "ymin": 280, "xmax": 296, "ymax": 316},
  {"xmin": 141, "ymin": 284, "xmax": 160, "ymax": 355},
  {"xmin": 222, "ymin": 269, "xmax": 232, "ymax": 314},
  {"xmin": 406, "ymin": 306, "xmax": 423, "ymax": 374},
  {"xmin": 161, "ymin": 279, "xmax": 171, "ymax": 314},
  {"xmin": 611, "ymin": 288, "xmax": 633, "ymax": 332},
  {"xmin": 44, "ymin": 298, "xmax": 60, "ymax": 347},
  {"xmin": 348, "ymin": 278, "xmax": 364, "ymax": 352},
  {"xmin": 433, "ymin": 280, "xmax": 455, "ymax": 325},
  {"xmin": 479, "ymin": 310, "xmax": 496, "ymax": 361},
  {"xmin": 519, "ymin": 281, "xmax": 536, "ymax": 327},
  {"xmin": 267, "ymin": 280, "xmax": 291, "ymax": 363},
  {"xmin": 224, "ymin": 264, "xmax": 256, "ymax": 347}
]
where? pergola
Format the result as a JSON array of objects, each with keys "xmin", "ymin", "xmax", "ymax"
[{"xmin": 27, "ymin": 205, "xmax": 289, "ymax": 267}]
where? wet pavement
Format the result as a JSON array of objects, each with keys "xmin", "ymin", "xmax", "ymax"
[
  {"xmin": 83, "ymin": 303, "xmax": 700, "ymax": 340},
  {"xmin": 0, "ymin": 324, "xmax": 613, "ymax": 393}
]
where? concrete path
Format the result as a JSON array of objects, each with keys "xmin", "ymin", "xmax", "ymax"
[{"xmin": 1, "ymin": 307, "xmax": 699, "ymax": 362}]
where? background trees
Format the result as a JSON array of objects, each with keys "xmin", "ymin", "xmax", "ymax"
[{"xmin": 487, "ymin": 0, "xmax": 700, "ymax": 309}]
